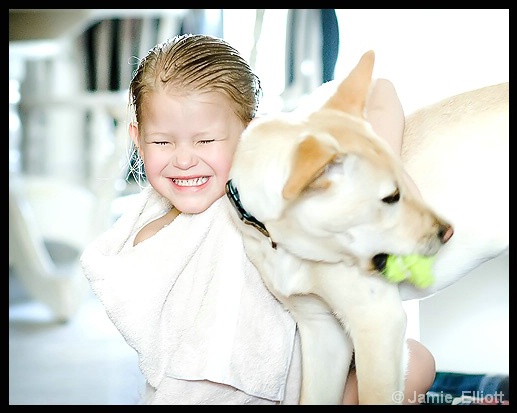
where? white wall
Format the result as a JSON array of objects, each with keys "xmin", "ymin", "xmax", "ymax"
[
  {"xmin": 420, "ymin": 254, "xmax": 509, "ymax": 375},
  {"xmin": 334, "ymin": 9, "xmax": 509, "ymax": 114},
  {"xmin": 334, "ymin": 9, "xmax": 509, "ymax": 375}
]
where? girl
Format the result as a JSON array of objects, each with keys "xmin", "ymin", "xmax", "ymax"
[{"xmin": 81, "ymin": 33, "xmax": 434, "ymax": 405}]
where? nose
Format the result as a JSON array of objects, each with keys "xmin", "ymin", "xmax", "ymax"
[
  {"xmin": 173, "ymin": 144, "xmax": 197, "ymax": 169},
  {"xmin": 439, "ymin": 222, "xmax": 454, "ymax": 244}
]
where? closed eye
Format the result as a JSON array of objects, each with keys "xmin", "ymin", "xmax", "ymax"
[
  {"xmin": 382, "ymin": 188, "xmax": 400, "ymax": 204},
  {"xmin": 198, "ymin": 139, "xmax": 215, "ymax": 145}
]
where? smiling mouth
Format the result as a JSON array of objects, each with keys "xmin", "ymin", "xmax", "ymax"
[{"xmin": 172, "ymin": 177, "xmax": 209, "ymax": 187}]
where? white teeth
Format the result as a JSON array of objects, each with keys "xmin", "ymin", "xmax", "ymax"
[{"xmin": 173, "ymin": 177, "xmax": 209, "ymax": 187}]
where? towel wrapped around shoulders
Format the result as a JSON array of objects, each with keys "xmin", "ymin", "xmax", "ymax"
[{"xmin": 80, "ymin": 186, "xmax": 301, "ymax": 404}]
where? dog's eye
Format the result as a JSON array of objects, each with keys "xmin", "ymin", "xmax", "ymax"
[{"xmin": 382, "ymin": 188, "xmax": 400, "ymax": 204}]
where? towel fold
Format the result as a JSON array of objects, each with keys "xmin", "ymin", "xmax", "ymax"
[{"xmin": 80, "ymin": 186, "xmax": 298, "ymax": 404}]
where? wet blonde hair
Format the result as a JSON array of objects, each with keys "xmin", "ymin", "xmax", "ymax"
[{"xmin": 127, "ymin": 33, "xmax": 261, "ymax": 183}]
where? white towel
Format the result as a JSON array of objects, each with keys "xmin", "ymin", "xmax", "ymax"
[{"xmin": 80, "ymin": 186, "xmax": 299, "ymax": 404}]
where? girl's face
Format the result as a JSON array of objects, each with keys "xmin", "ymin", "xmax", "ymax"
[{"xmin": 130, "ymin": 91, "xmax": 246, "ymax": 214}]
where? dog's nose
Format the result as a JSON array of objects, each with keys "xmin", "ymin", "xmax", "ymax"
[{"xmin": 439, "ymin": 223, "xmax": 454, "ymax": 244}]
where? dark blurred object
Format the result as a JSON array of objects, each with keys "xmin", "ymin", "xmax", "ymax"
[{"xmin": 425, "ymin": 371, "xmax": 509, "ymax": 405}]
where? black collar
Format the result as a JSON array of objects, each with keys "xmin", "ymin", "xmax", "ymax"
[{"xmin": 225, "ymin": 180, "xmax": 277, "ymax": 249}]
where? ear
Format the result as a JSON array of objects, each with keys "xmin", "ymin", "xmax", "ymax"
[
  {"xmin": 282, "ymin": 135, "xmax": 339, "ymax": 201},
  {"xmin": 323, "ymin": 50, "xmax": 375, "ymax": 119},
  {"xmin": 128, "ymin": 122, "xmax": 143, "ymax": 157}
]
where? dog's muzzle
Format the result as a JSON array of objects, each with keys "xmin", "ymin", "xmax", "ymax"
[{"xmin": 225, "ymin": 180, "xmax": 277, "ymax": 249}]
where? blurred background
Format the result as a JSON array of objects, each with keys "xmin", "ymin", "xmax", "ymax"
[{"xmin": 9, "ymin": 9, "xmax": 508, "ymax": 405}]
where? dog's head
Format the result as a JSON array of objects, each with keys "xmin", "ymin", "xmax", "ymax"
[{"xmin": 228, "ymin": 51, "xmax": 452, "ymax": 270}]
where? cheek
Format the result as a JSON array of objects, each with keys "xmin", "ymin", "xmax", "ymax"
[
  {"xmin": 214, "ymin": 145, "xmax": 238, "ymax": 176},
  {"xmin": 142, "ymin": 149, "xmax": 169, "ymax": 176}
]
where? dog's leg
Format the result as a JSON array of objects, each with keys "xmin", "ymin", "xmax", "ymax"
[
  {"xmin": 350, "ymin": 300, "xmax": 407, "ymax": 405},
  {"xmin": 318, "ymin": 271, "xmax": 407, "ymax": 405},
  {"xmin": 287, "ymin": 294, "xmax": 353, "ymax": 405},
  {"xmin": 346, "ymin": 286, "xmax": 406, "ymax": 404}
]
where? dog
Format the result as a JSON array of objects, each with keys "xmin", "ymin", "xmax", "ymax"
[{"xmin": 225, "ymin": 50, "xmax": 509, "ymax": 404}]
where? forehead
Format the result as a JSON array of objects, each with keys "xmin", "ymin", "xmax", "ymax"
[
  {"xmin": 309, "ymin": 110, "xmax": 395, "ymax": 167},
  {"xmin": 138, "ymin": 90, "xmax": 246, "ymax": 138},
  {"xmin": 141, "ymin": 90, "xmax": 237, "ymax": 120},
  {"xmin": 156, "ymin": 88, "xmax": 242, "ymax": 118}
]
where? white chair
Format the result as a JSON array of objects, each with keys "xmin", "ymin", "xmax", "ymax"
[{"xmin": 9, "ymin": 175, "xmax": 95, "ymax": 322}]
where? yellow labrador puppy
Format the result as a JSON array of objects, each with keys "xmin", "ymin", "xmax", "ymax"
[{"xmin": 225, "ymin": 51, "xmax": 508, "ymax": 404}]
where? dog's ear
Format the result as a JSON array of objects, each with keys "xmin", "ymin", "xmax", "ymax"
[
  {"xmin": 323, "ymin": 50, "xmax": 375, "ymax": 119},
  {"xmin": 282, "ymin": 135, "xmax": 338, "ymax": 201}
]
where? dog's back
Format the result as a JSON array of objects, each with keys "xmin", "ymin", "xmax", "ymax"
[{"xmin": 399, "ymin": 82, "xmax": 509, "ymax": 299}]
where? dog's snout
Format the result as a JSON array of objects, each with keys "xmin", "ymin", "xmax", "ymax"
[
  {"xmin": 372, "ymin": 253, "xmax": 389, "ymax": 272},
  {"xmin": 439, "ymin": 223, "xmax": 454, "ymax": 244}
]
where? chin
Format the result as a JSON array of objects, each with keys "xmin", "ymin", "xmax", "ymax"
[{"xmin": 175, "ymin": 198, "xmax": 219, "ymax": 215}]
